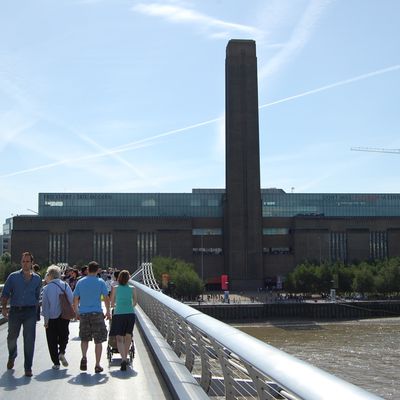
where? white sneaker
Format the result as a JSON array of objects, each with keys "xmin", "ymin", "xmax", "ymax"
[
  {"xmin": 59, "ymin": 353, "xmax": 68, "ymax": 367},
  {"xmin": 52, "ymin": 365, "xmax": 60, "ymax": 370}
]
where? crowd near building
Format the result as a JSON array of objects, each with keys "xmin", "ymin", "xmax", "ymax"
[{"xmin": 4, "ymin": 40, "xmax": 400, "ymax": 290}]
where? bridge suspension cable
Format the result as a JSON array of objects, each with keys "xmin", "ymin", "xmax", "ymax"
[{"xmin": 131, "ymin": 262, "xmax": 161, "ymax": 291}]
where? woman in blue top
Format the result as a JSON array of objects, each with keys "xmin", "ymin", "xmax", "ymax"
[{"xmin": 109, "ymin": 270, "xmax": 137, "ymax": 370}]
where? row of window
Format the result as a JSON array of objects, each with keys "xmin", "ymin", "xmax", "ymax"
[
  {"xmin": 193, "ymin": 248, "xmax": 223, "ymax": 255},
  {"xmin": 330, "ymin": 231, "xmax": 388, "ymax": 262},
  {"xmin": 370, "ymin": 231, "xmax": 388, "ymax": 260},
  {"xmin": 192, "ymin": 228, "xmax": 222, "ymax": 235},
  {"xmin": 94, "ymin": 233, "xmax": 113, "ymax": 268},
  {"xmin": 40, "ymin": 191, "xmax": 400, "ymax": 218},
  {"xmin": 263, "ymin": 228, "xmax": 290, "ymax": 235},
  {"xmin": 45, "ymin": 198, "xmax": 223, "ymax": 209},
  {"xmin": 263, "ymin": 247, "xmax": 292, "ymax": 255},
  {"xmin": 262, "ymin": 192, "xmax": 400, "ymax": 217},
  {"xmin": 50, "ymin": 233, "xmax": 224, "ymax": 266},
  {"xmin": 40, "ymin": 193, "xmax": 223, "ymax": 218},
  {"xmin": 49, "ymin": 233, "xmax": 68, "ymax": 265},
  {"xmin": 47, "ymin": 230, "xmax": 391, "ymax": 266},
  {"xmin": 330, "ymin": 232, "xmax": 347, "ymax": 262},
  {"xmin": 49, "ymin": 231, "xmax": 157, "ymax": 268}
]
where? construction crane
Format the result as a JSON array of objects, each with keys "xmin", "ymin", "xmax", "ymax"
[{"xmin": 351, "ymin": 147, "xmax": 400, "ymax": 154}]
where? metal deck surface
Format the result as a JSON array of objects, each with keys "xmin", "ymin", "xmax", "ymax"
[{"xmin": 0, "ymin": 317, "xmax": 172, "ymax": 400}]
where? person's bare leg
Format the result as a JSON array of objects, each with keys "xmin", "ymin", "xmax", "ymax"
[
  {"xmin": 95, "ymin": 343, "xmax": 102, "ymax": 366},
  {"xmin": 124, "ymin": 334, "xmax": 132, "ymax": 361},
  {"xmin": 116, "ymin": 335, "xmax": 126, "ymax": 360},
  {"xmin": 81, "ymin": 341, "xmax": 88, "ymax": 358},
  {"xmin": 80, "ymin": 341, "xmax": 88, "ymax": 370}
]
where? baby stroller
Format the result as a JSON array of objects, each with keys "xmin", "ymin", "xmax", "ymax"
[
  {"xmin": 107, "ymin": 313, "xmax": 135, "ymax": 364},
  {"xmin": 107, "ymin": 335, "xmax": 135, "ymax": 364}
]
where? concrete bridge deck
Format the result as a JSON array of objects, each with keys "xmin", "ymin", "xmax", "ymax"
[{"xmin": 0, "ymin": 318, "xmax": 172, "ymax": 400}]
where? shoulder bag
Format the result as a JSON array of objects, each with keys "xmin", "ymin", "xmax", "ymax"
[{"xmin": 50, "ymin": 281, "xmax": 76, "ymax": 320}]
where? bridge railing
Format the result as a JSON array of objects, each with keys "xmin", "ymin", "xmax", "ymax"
[
  {"xmin": 133, "ymin": 281, "xmax": 382, "ymax": 400},
  {"xmin": 0, "ymin": 278, "xmax": 382, "ymax": 399}
]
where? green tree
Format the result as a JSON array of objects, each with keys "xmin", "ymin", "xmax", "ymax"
[
  {"xmin": 152, "ymin": 256, "xmax": 204, "ymax": 299},
  {"xmin": 170, "ymin": 263, "xmax": 203, "ymax": 298},
  {"xmin": 315, "ymin": 264, "xmax": 333, "ymax": 293},
  {"xmin": 290, "ymin": 262, "xmax": 319, "ymax": 293},
  {"xmin": 283, "ymin": 272, "xmax": 296, "ymax": 292},
  {"xmin": 0, "ymin": 252, "xmax": 19, "ymax": 283},
  {"xmin": 335, "ymin": 264, "xmax": 354, "ymax": 293},
  {"xmin": 151, "ymin": 256, "xmax": 176, "ymax": 282},
  {"xmin": 375, "ymin": 258, "xmax": 400, "ymax": 293},
  {"xmin": 352, "ymin": 266, "xmax": 375, "ymax": 295}
]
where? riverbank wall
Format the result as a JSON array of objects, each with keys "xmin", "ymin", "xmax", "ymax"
[{"xmin": 192, "ymin": 301, "xmax": 400, "ymax": 322}]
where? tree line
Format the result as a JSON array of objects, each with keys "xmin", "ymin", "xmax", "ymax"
[
  {"xmin": 284, "ymin": 257, "xmax": 400, "ymax": 296},
  {"xmin": 3, "ymin": 251, "xmax": 400, "ymax": 298},
  {"xmin": 0, "ymin": 253, "xmax": 205, "ymax": 300},
  {"xmin": 151, "ymin": 256, "xmax": 203, "ymax": 299}
]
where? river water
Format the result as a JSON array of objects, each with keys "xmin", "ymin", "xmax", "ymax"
[{"xmin": 235, "ymin": 318, "xmax": 400, "ymax": 399}]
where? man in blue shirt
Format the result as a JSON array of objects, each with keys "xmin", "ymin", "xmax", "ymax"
[
  {"xmin": 73, "ymin": 261, "xmax": 111, "ymax": 373},
  {"xmin": 1, "ymin": 251, "xmax": 42, "ymax": 377}
]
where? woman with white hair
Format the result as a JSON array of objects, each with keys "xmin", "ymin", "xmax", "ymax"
[{"xmin": 42, "ymin": 264, "xmax": 74, "ymax": 370}]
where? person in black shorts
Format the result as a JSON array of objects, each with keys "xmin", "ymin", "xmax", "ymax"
[{"xmin": 109, "ymin": 270, "xmax": 137, "ymax": 370}]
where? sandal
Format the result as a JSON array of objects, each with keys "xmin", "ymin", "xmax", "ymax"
[
  {"xmin": 80, "ymin": 357, "xmax": 87, "ymax": 371},
  {"xmin": 94, "ymin": 365, "xmax": 103, "ymax": 373}
]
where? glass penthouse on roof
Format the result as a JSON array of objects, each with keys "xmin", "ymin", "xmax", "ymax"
[{"xmin": 39, "ymin": 189, "xmax": 400, "ymax": 218}]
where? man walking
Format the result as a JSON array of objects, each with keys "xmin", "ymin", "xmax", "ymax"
[
  {"xmin": 73, "ymin": 261, "xmax": 111, "ymax": 373},
  {"xmin": 1, "ymin": 252, "xmax": 42, "ymax": 377}
]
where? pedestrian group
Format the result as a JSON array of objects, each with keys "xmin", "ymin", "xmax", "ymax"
[{"xmin": 1, "ymin": 251, "xmax": 137, "ymax": 377}]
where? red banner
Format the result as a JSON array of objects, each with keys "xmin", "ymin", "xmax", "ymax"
[{"xmin": 221, "ymin": 274, "xmax": 229, "ymax": 290}]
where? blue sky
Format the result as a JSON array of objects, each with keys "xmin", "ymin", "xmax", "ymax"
[{"xmin": 1, "ymin": 0, "xmax": 399, "ymax": 226}]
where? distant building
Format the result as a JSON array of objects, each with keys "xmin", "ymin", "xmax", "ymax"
[
  {"xmin": 2, "ymin": 217, "xmax": 12, "ymax": 255},
  {"xmin": 8, "ymin": 40, "xmax": 400, "ymax": 290}
]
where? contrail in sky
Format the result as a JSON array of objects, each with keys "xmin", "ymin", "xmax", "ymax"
[
  {"xmin": 0, "ymin": 119, "xmax": 220, "ymax": 178},
  {"xmin": 259, "ymin": 64, "xmax": 400, "ymax": 109},
  {"xmin": 1, "ymin": 64, "xmax": 399, "ymax": 179}
]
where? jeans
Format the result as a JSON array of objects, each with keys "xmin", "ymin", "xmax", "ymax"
[{"xmin": 7, "ymin": 306, "xmax": 37, "ymax": 371}]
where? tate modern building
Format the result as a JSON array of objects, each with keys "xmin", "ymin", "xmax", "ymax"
[{"xmin": 10, "ymin": 41, "xmax": 400, "ymax": 290}]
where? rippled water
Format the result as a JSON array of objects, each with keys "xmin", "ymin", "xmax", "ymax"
[{"xmin": 235, "ymin": 318, "xmax": 400, "ymax": 399}]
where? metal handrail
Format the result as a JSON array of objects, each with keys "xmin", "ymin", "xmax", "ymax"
[
  {"xmin": 133, "ymin": 281, "xmax": 382, "ymax": 400},
  {"xmin": 1, "ymin": 278, "xmax": 383, "ymax": 399}
]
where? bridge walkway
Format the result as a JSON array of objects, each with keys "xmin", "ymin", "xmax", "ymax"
[{"xmin": 0, "ymin": 317, "xmax": 172, "ymax": 400}]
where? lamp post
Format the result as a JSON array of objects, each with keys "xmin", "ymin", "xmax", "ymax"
[
  {"xmin": 319, "ymin": 235, "xmax": 322, "ymax": 265},
  {"xmin": 201, "ymin": 234, "xmax": 204, "ymax": 281},
  {"xmin": 330, "ymin": 279, "xmax": 336, "ymax": 302}
]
